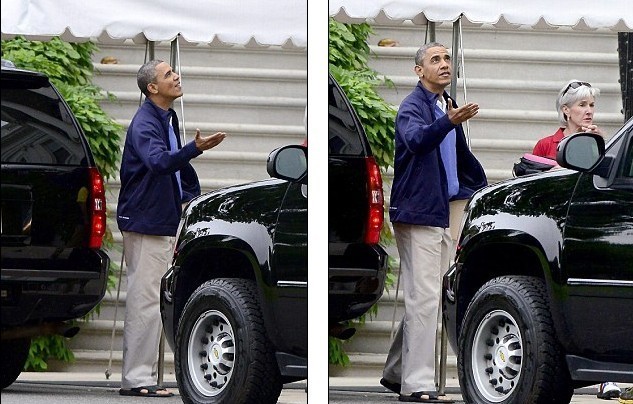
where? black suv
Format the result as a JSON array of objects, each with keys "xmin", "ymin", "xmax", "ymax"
[
  {"xmin": 328, "ymin": 74, "xmax": 389, "ymax": 336},
  {"xmin": 1, "ymin": 61, "xmax": 110, "ymax": 389},
  {"xmin": 159, "ymin": 74, "xmax": 388, "ymax": 403},
  {"xmin": 442, "ymin": 117, "xmax": 633, "ymax": 403}
]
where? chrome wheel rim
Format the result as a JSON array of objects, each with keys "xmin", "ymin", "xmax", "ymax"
[
  {"xmin": 471, "ymin": 309, "xmax": 523, "ymax": 402},
  {"xmin": 187, "ymin": 310, "xmax": 236, "ymax": 396}
]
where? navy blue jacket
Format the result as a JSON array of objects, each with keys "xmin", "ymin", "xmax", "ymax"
[
  {"xmin": 117, "ymin": 99, "xmax": 202, "ymax": 236},
  {"xmin": 389, "ymin": 82, "xmax": 487, "ymax": 228}
]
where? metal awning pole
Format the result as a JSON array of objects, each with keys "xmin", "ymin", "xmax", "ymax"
[
  {"xmin": 105, "ymin": 253, "xmax": 125, "ymax": 379},
  {"xmin": 155, "ymin": 38, "xmax": 182, "ymax": 388},
  {"xmin": 423, "ymin": 17, "xmax": 450, "ymax": 394},
  {"xmin": 436, "ymin": 18, "xmax": 464, "ymax": 396},
  {"xmin": 158, "ymin": 326, "xmax": 165, "ymax": 386},
  {"xmin": 450, "ymin": 19, "xmax": 460, "ymax": 100},
  {"xmin": 170, "ymin": 36, "xmax": 187, "ymax": 145},
  {"xmin": 137, "ymin": 41, "xmax": 155, "ymax": 106},
  {"xmin": 148, "ymin": 41, "xmax": 155, "ymax": 61}
]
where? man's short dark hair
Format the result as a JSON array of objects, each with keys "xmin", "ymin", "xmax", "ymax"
[
  {"xmin": 415, "ymin": 42, "xmax": 446, "ymax": 66},
  {"xmin": 137, "ymin": 60, "xmax": 164, "ymax": 97}
]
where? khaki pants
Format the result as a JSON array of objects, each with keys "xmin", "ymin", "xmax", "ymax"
[
  {"xmin": 383, "ymin": 224, "xmax": 452, "ymax": 394},
  {"xmin": 449, "ymin": 199, "xmax": 468, "ymax": 243},
  {"xmin": 383, "ymin": 199, "xmax": 467, "ymax": 393},
  {"xmin": 120, "ymin": 231, "xmax": 174, "ymax": 389}
]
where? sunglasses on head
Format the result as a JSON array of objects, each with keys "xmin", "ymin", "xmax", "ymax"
[{"xmin": 563, "ymin": 81, "xmax": 591, "ymax": 96}]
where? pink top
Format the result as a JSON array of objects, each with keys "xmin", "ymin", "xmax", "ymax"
[{"xmin": 521, "ymin": 153, "xmax": 556, "ymax": 166}]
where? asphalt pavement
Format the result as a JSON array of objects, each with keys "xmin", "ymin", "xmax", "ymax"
[
  {"xmin": 7, "ymin": 372, "xmax": 630, "ymax": 403},
  {"xmin": 329, "ymin": 376, "xmax": 630, "ymax": 403},
  {"xmin": 9, "ymin": 371, "xmax": 307, "ymax": 403}
]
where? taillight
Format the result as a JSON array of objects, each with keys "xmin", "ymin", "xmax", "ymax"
[
  {"xmin": 365, "ymin": 156, "xmax": 384, "ymax": 245},
  {"xmin": 88, "ymin": 167, "xmax": 106, "ymax": 248}
]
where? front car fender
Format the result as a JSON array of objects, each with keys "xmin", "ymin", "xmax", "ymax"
[{"xmin": 447, "ymin": 171, "xmax": 579, "ymax": 351}]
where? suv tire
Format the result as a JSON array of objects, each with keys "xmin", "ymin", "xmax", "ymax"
[
  {"xmin": 1, "ymin": 337, "xmax": 31, "ymax": 389},
  {"xmin": 175, "ymin": 278, "xmax": 282, "ymax": 404},
  {"xmin": 457, "ymin": 276, "xmax": 573, "ymax": 404}
]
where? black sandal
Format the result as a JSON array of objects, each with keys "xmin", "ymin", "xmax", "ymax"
[
  {"xmin": 380, "ymin": 377, "xmax": 402, "ymax": 394},
  {"xmin": 119, "ymin": 385, "xmax": 174, "ymax": 397},
  {"xmin": 399, "ymin": 391, "xmax": 455, "ymax": 403}
]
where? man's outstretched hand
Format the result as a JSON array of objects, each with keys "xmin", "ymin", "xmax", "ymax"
[
  {"xmin": 195, "ymin": 129, "xmax": 227, "ymax": 151},
  {"xmin": 447, "ymin": 99, "xmax": 479, "ymax": 125}
]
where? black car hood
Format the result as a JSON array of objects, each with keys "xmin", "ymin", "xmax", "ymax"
[
  {"xmin": 469, "ymin": 169, "xmax": 580, "ymax": 221},
  {"xmin": 176, "ymin": 178, "xmax": 288, "ymax": 256}
]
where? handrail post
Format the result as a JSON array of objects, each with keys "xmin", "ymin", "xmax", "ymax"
[{"xmin": 158, "ymin": 329, "xmax": 166, "ymax": 385}]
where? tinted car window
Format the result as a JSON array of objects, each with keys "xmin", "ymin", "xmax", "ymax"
[
  {"xmin": 328, "ymin": 78, "xmax": 365, "ymax": 156},
  {"xmin": 617, "ymin": 125, "xmax": 633, "ymax": 179},
  {"xmin": 2, "ymin": 81, "xmax": 85, "ymax": 165}
]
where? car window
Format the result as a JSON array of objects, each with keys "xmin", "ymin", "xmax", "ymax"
[
  {"xmin": 1, "ymin": 84, "xmax": 86, "ymax": 165},
  {"xmin": 607, "ymin": 123, "xmax": 633, "ymax": 188},
  {"xmin": 617, "ymin": 127, "xmax": 633, "ymax": 179},
  {"xmin": 328, "ymin": 78, "xmax": 365, "ymax": 156}
]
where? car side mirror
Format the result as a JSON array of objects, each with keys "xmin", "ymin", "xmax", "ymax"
[
  {"xmin": 556, "ymin": 132, "xmax": 605, "ymax": 172},
  {"xmin": 266, "ymin": 145, "xmax": 307, "ymax": 183}
]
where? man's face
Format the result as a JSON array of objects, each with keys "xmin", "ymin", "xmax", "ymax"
[
  {"xmin": 151, "ymin": 62, "xmax": 183, "ymax": 101},
  {"xmin": 415, "ymin": 46, "xmax": 452, "ymax": 94}
]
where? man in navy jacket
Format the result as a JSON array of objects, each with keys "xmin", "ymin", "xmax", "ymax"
[
  {"xmin": 381, "ymin": 43, "xmax": 487, "ymax": 403},
  {"xmin": 117, "ymin": 60, "xmax": 226, "ymax": 397}
]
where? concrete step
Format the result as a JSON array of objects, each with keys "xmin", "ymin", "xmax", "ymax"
[
  {"xmin": 329, "ymin": 352, "xmax": 458, "ymax": 382},
  {"xmin": 368, "ymin": 46, "xmax": 620, "ymax": 83},
  {"xmin": 94, "ymin": 42, "xmax": 308, "ymax": 70},
  {"xmin": 463, "ymin": 112, "xmax": 624, "ymax": 142},
  {"xmin": 367, "ymin": 107, "xmax": 623, "ymax": 146},
  {"xmin": 370, "ymin": 289, "xmax": 405, "ymax": 323},
  {"xmin": 343, "ymin": 321, "xmax": 398, "ymax": 355},
  {"xmin": 100, "ymin": 91, "xmax": 305, "ymax": 127},
  {"xmin": 368, "ymin": 21, "xmax": 619, "ymax": 51},
  {"xmin": 89, "ymin": 291, "xmax": 129, "ymax": 323},
  {"xmin": 67, "ymin": 319, "xmax": 126, "ymax": 352},
  {"xmin": 47, "ymin": 349, "xmax": 175, "ymax": 375},
  {"xmin": 93, "ymin": 64, "xmax": 307, "ymax": 98},
  {"xmin": 68, "ymin": 320, "xmax": 175, "ymax": 356},
  {"xmin": 375, "ymin": 76, "xmax": 624, "ymax": 114},
  {"xmin": 92, "ymin": 51, "xmax": 307, "ymax": 160},
  {"xmin": 104, "ymin": 119, "xmax": 304, "ymax": 157}
]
